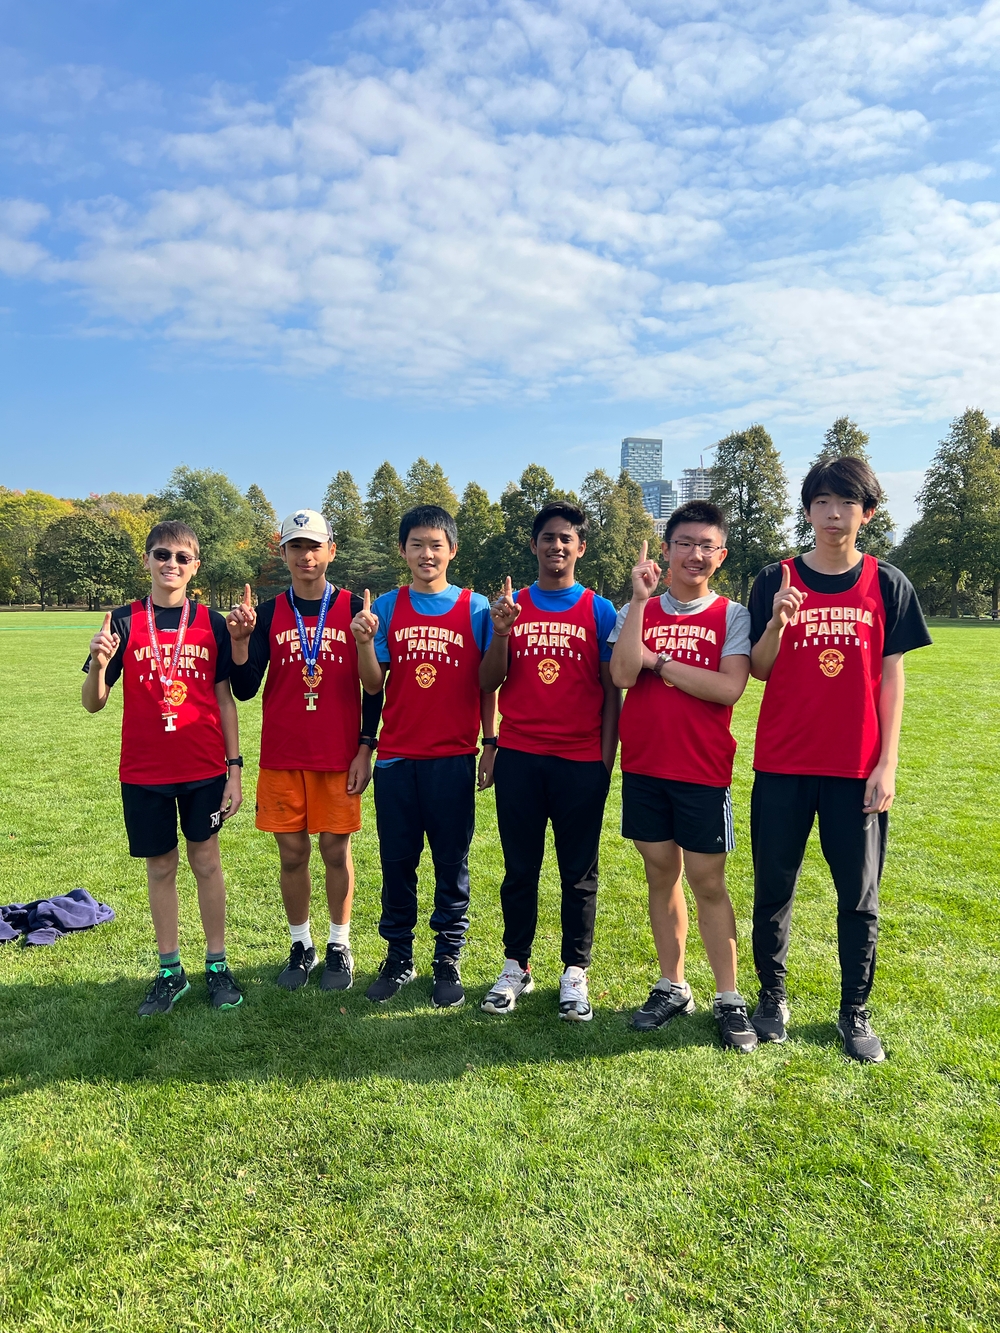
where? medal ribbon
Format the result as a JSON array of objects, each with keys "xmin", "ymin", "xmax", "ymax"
[
  {"xmin": 145, "ymin": 595, "xmax": 191, "ymax": 708},
  {"xmin": 290, "ymin": 582, "xmax": 333, "ymax": 682}
]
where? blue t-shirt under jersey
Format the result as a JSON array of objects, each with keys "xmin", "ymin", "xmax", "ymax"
[
  {"xmin": 372, "ymin": 584, "xmax": 493, "ymax": 767},
  {"xmin": 514, "ymin": 583, "xmax": 617, "ymax": 661}
]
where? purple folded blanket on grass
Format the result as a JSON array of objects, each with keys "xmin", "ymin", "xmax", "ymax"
[{"xmin": 0, "ymin": 888, "xmax": 115, "ymax": 946}]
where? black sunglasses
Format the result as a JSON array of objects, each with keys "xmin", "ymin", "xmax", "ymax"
[{"xmin": 149, "ymin": 548, "xmax": 196, "ymax": 565}]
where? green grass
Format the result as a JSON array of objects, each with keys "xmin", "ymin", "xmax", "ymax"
[{"xmin": 1, "ymin": 613, "xmax": 998, "ymax": 1332}]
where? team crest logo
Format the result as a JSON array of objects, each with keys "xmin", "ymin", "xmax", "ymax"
[
  {"xmin": 293, "ymin": 511, "xmax": 309, "ymax": 527},
  {"xmin": 538, "ymin": 658, "xmax": 560, "ymax": 685},
  {"xmin": 818, "ymin": 648, "xmax": 845, "ymax": 678},
  {"xmin": 415, "ymin": 663, "xmax": 437, "ymax": 689},
  {"xmin": 163, "ymin": 680, "xmax": 188, "ymax": 707}
]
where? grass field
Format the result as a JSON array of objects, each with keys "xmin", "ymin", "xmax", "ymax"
[{"xmin": 1, "ymin": 612, "xmax": 998, "ymax": 1332}]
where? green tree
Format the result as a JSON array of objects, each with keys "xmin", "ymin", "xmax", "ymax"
[
  {"xmin": 893, "ymin": 409, "xmax": 1000, "ymax": 618},
  {"xmin": 485, "ymin": 466, "xmax": 559, "ymax": 591},
  {"xmin": 579, "ymin": 469, "xmax": 654, "ymax": 603},
  {"xmin": 365, "ymin": 461, "xmax": 409, "ymax": 591},
  {"xmin": 322, "ymin": 471, "xmax": 366, "ymax": 548},
  {"xmin": 155, "ymin": 466, "xmax": 256, "ymax": 607},
  {"xmin": 0, "ymin": 488, "xmax": 74, "ymax": 605},
  {"xmin": 452, "ymin": 482, "xmax": 504, "ymax": 593},
  {"xmin": 795, "ymin": 417, "xmax": 895, "ymax": 556},
  {"xmin": 245, "ymin": 483, "xmax": 279, "ymax": 588},
  {"xmin": 405, "ymin": 458, "xmax": 459, "ymax": 513},
  {"xmin": 35, "ymin": 512, "xmax": 138, "ymax": 609},
  {"xmin": 710, "ymin": 424, "xmax": 791, "ymax": 603}
]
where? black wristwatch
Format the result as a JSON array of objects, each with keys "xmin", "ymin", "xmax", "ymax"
[
  {"xmin": 481, "ymin": 736, "xmax": 498, "ymax": 747},
  {"xmin": 226, "ymin": 755, "xmax": 244, "ymax": 769},
  {"xmin": 359, "ymin": 735, "xmax": 377, "ymax": 749}
]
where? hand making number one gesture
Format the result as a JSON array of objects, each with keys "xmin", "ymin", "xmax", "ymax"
[
  {"xmin": 350, "ymin": 588, "xmax": 379, "ymax": 645},
  {"xmin": 769, "ymin": 562, "xmax": 806, "ymax": 632},
  {"xmin": 630, "ymin": 540, "xmax": 661, "ymax": 603},
  {"xmin": 89, "ymin": 611, "xmax": 121, "ymax": 669},
  {"xmin": 489, "ymin": 576, "xmax": 522, "ymax": 638},
  {"xmin": 226, "ymin": 584, "xmax": 257, "ymax": 643}
]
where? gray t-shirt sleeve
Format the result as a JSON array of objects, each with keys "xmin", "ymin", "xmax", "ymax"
[
  {"xmin": 608, "ymin": 603, "xmax": 630, "ymax": 644},
  {"xmin": 721, "ymin": 601, "xmax": 751, "ymax": 658}
]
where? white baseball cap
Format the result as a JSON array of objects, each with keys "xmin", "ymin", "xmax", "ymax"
[{"xmin": 279, "ymin": 509, "xmax": 334, "ymax": 546}]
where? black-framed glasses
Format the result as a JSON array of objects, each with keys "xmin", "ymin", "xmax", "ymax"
[
  {"xmin": 149, "ymin": 548, "xmax": 196, "ymax": 565},
  {"xmin": 670, "ymin": 539, "xmax": 723, "ymax": 556}
]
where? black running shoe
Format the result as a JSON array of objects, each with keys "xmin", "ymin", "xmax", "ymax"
[
  {"xmin": 837, "ymin": 1007, "xmax": 886, "ymax": 1064},
  {"xmin": 320, "ymin": 943, "xmax": 354, "ymax": 992},
  {"xmin": 431, "ymin": 956, "xmax": 465, "ymax": 1009},
  {"xmin": 751, "ymin": 989, "xmax": 790, "ymax": 1043},
  {"xmin": 138, "ymin": 967, "xmax": 190, "ymax": 1017},
  {"xmin": 206, "ymin": 962, "xmax": 244, "ymax": 1010},
  {"xmin": 276, "ymin": 941, "xmax": 318, "ymax": 990},
  {"xmin": 714, "ymin": 1001, "xmax": 758, "ymax": 1053},
  {"xmin": 366, "ymin": 955, "xmax": 417, "ymax": 1003},
  {"xmin": 631, "ymin": 983, "xmax": 695, "ymax": 1030}
]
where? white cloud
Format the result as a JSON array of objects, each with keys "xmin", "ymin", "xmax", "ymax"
[{"xmin": 4, "ymin": 1, "xmax": 1000, "ymax": 428}]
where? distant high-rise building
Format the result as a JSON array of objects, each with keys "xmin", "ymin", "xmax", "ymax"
[
  {"xmin": 678, "ymin": 466, "xmax": 713, "ymax": 503},
  {"xmin": 641, "ymin": 480, "xmax": 679, "ymax": 518},
  {"xmin": 620, "ymin": 437, "xmax": 663, "ymax": 485}
]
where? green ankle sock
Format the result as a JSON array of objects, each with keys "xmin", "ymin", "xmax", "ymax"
[{"xmin": 159, "ymin": 950, "xmax": 182, "ymax": 975}]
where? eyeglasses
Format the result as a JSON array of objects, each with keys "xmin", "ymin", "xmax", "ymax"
[
  {"xmin": 670, "ymin": 540, "xmax": 723, "ymax": 556},
  {"xmin": 149, "ymin": 548, "xmax": 196, "ymax": 565}
]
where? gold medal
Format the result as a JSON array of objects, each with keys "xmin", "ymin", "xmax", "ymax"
[{"xmin": 303, "ymin": 662, "xmax": 323, "ymax": 711}]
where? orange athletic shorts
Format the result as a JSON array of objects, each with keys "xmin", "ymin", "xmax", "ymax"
[{"xmin": 255, "ymin": 768, "xmax": 362, "ymax": 835}]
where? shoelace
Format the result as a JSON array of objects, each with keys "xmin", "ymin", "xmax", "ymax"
[
  {"xmin": 718, "ymin": 1004, "xmax": 753, "ymax": 1031},
  {"xmin": 491, "ymin": 966, "xmax": 524, "ymax": 993},
  {"xmin": 758, "ymin": 992, "xmax": 786, "ymax": 1017},
  {"xmin": 561, "ymin": 976, "xmax": 588, "ymax": 1005},
  {"xmin": 435, "ymin": 960, "xmax": 460, "ymax": 982},
  {"xmin": 844, "ymin": 1008, "xmax": 873, "ymax": 1035}
]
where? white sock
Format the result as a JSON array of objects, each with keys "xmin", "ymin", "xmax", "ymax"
[
  {"xmin": 654, "ymin": 976, "xmax": 689, "ymax": 994},
  {"xmin": 328, "ymin": 921, "xmax": 350, "ymax": 946},
  {"xmin": 715, "ymin": 990, "xmax": 745, "ymax": 1007},
  {"xmin": 289, "ymin": 920, "xmax": 313, "ymax": 950}
]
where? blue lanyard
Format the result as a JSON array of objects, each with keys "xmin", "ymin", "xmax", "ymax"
[{"xmin": 289, "ymin": 583, "xmax": 333, "ymax": 682}]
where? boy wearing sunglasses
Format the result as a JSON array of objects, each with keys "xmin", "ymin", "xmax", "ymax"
[
  {"xmin": 610, "ymin": 501, "xmax": 758, "ymax": 1053},
  {"xmin": 226, "ymin": 509, "xmax": 381, "ymax": 993},
  {"xmin": 82, "ymin": 521, "xmax": 245, "ymax": 1016}
]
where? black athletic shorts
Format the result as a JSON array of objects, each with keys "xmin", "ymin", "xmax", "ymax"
[
  {"xmin": 121, "ymin": 776, "xmax": 227, "ymax": 859},
  {"xmin": 621, "ymin": 771, "xmax": 735, "ymax": 854}
]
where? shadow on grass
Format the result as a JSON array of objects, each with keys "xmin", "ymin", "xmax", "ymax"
[{"xmin": 0, "ymin": 965, "xmax": 805, "ymax": 1093}]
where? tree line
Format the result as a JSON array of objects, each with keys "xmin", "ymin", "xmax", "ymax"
[{"xmin": 2, "ymin": 409, "xmax": 998, "ymax": 615}]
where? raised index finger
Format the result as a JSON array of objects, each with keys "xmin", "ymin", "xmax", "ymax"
[
  {"xmin": 504, "ymin": 576, "xmax": 512, "ymax": 598},
  {"xmin": 101, "ymin": 611, "xmax": 112, "ymax": 632},
  {"xmin": 780, "ymin": 562, "xmax": 791, "ymax": 590},
  {"xmin": 363, "ymin": 588, "xmax": 371, "ymax": 612},
  {"xmin": 242, "ymin": 583, "xmax": 252, "ymax": 607},
  {"xmin": 639, "ymin": 540, "xmax": 648, "ymax": 563}
]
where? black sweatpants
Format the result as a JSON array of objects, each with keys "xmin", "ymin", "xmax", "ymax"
[
  {"xmin": 750, "ymin": 771, "xmax": 888, "ymax": 1009},
  {"xmin": 374, "ymin": 755, "xmax": 476, "ymax": 960},
  {"xmin": 493, "ymin": 747, "xmax": 611, "ymax": 970}
]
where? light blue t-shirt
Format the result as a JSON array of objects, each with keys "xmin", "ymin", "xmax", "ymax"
[
  {"xmin": 514, "ymin": 583, "xmax": 617, "ymax": 662},
  {"xmin": 372, "ymin": 584, "xmax": 493, "ymax": 767}
]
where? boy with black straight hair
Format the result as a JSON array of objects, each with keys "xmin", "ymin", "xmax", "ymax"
[
  {"xmin": 478, "ymin": 501, "xmax": 620, "ymax": 1022},
  {"xmin": 748, "ymin": 455, "xmax": 931, "ymax": 1062},
  {"xmin": 611, "ymin": 501, "xmax": 758, "ymax": 1053},
  {"xmin": 82, "ymin": 520, "xmax": 245, "ymax": 1016},
  {"xmin": 227, "ymin": 509, "xmax": 381, "ymax": 993},
  {"xmin": 352, "ymin": 503, "xmax": 496, "ymax": 1009}
]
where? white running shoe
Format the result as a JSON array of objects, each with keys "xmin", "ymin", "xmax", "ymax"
[
  {"xmin": 481, "ymin": 960, "xmax": 534, "ymax": 1015},
  {"xmin": 559, "ymin": 966, "xmax": 593, "ymax": 1022}
]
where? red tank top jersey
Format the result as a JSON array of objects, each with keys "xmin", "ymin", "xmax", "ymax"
[
  {"xmin": 498, "ymin": 587, "xmax": 604, "ymax": 762},
  {"xmin": 754, "ymin": 555, "xmax": 885, "ymax": 779},
  {"xmin": 377, "ymin": 587, "xmax": 483, "ymax": 761},
  {"xmin": 259, "ymin": 588, "xmax": 360, "ymax": 772},
  {"xmin": 618, "ymin": 594, "xmax": 736, "ymax": 788},
  {"xmin": 120, "ymin": 598, "xmax": 226, "ymax": 785}
]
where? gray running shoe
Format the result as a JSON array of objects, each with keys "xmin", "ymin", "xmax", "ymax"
[
  {"xmin": 206, "ymin": 962, "xmax": 243, "ymax": 1010},
  {"xmin": 714, "ymin": 1001, "xmax": 758, "ymax": 1053},
  {"xmin": 631, "ymin": 983, "xmax": 695, "ymax": 1030},
  {"xmin": 481, "ymin": 961, "xmax": 534, "ymax": 1015},
  {"xmin": 751, "ymin": 989, "xmax": 790, "ymax": 1043},
  {"xmin": 276, "ymin": 941, "xmax": 318, "ymax": 990},
  {"xmin": 138, "ymin": 967, "xmax": 190, "ymax": 1017},
  {"xmin": 837, "ymin": 1007, "xmax": 886, "ymax": 1063},
  {"xmin": 320, "ymin": 943, "xmax": 354, "ymax": 991},
  {"xmin": 559, "ymin": 966, "xmax": 593, "ymax": 1022}
]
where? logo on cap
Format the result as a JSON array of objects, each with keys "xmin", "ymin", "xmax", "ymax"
[{"xmin": 294, "ymin": 511, "xmax": 309, "ymax": 527}]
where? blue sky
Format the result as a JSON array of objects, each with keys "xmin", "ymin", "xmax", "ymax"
[{"xmin": 2, "ymin": 0, "xmax": 999, "ymax": 529}]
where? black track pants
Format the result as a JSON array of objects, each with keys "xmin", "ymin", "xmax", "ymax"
[
  {"xmin": 750, "ymin": 771, "xmax": 888, "ymax": 1009},
  {"xmin": 493, "ymin": 747, "xmax": 611, "ymax": 970}
]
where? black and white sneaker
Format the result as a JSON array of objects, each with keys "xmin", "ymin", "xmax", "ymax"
[
  {"xmin": 751, "ymin": 989, "xmax": 790, "ymax": 1043},
  {"xmin": 137, "ymin": 967, "xmax": 190, "ymax": 1017},
  {"xmin": 276, "ymin": 941, "xmax": 318, "ymax": 990},
  {"xmin": 481, "ymin": 961, "xmax": 534, "ymax": 1014},
  {"xmin": 366, "ymin": 955, "xmax": 417, "ymax": 1003},
  {"xmin": 714, "ymin": 1001, "xmax": 758, "ymax": 1053},
  {"xmin": 559, "ymin": 966, "xmax": 593, "ymax": 1022},
  {"xmin": 320, "ymin": 943, "xmax": 354, "ymax": 992},
  {"xmin": 431, "ymin": 956, "xmax": 465, "ymax": 1009},
  {"xmin": 631, "ymin": 982, "xmax": 695, "ymax": 1030},
  {"xmin": 837, "ymin": 1007, "xmax": 886, "ymax": 1064},
  {"xmin": 206, "ymin": 962, "xmax": 244, "ymax": 1010}
]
